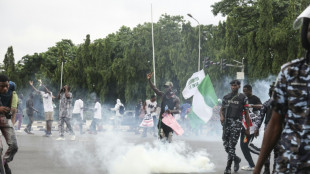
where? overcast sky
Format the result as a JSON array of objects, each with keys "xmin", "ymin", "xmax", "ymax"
[{"xmin": 0, "ymin": 0, "xmax": 225, "ymax": 63}]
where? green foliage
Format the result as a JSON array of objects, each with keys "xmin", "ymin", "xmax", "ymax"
[{"xmin": 2, "ymin": 1, "xmax": 308, "ymax": 106}]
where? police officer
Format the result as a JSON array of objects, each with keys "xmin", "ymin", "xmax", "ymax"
[
  {"xmin": 255, "ymin": 82, "xmax": 279, "ymax": 174},
  {"xmin": 254, "ymin": 6, "xmax": 310, "ymax": 173},
  {"xmin": 147, "ymin": 72, "xmax": 180, "ymax": 143},
  {"xmin": 220, "ymin": 80, "xmax": 250, "ymax": 174}
]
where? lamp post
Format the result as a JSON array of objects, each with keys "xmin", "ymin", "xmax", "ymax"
[{"xmin": 187, "ymin": 13, "xmax": 201, "ymax": 71}]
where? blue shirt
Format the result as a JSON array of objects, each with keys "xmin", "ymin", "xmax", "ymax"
[{"xmin": 0, "ymin": 81, "xmax": 16, "ymax": 107}]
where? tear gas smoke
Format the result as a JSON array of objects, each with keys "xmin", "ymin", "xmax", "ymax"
[{"xmin": 50, "ymin": 131, "xmax": 215, "ymax": 174}]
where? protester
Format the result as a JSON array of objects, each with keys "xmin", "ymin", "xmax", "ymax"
[
  {"xmin": 220, "ymin": 80, "xmax": 250, "ymax": 174},
  {"xmin": 239, "ymin": 84, "xmax": 262, "ymax": 171},
  {"xmin": 29, "ymin": 81, "xmax": 55, "ymax": 137},
  {"xmin": 254, "ymin": 6, "xmax": 310, "ymax": 173},
  {"xmin": 56, "ymin": 85, "xmax": 75, "ymax": 141},
  {"xmin": 0, "ymin": 74, "xmax": 19, "ymax": 174},
  {"xmin": 147, "ymin": 73, "xmax": 180, "ymax": 143},
  {"xmin": 72, "ymin": 98, "xmax": 84, "ymax": 134},
  {"xmin": 141, "ymin": 95, "xmax": 157, "ymax": 137},
  {"xmin": 89, "ymin": 98, "xmax": 102, "ymax": 134},
  {"xmin": 15, "ymin": 94, "xmax": 24, "ymax": 132},
  {"xmin": 111, "ymin": 99, "xmax": 124, "ymax": 130},
  {"xmin": 24, "ymin": 93, "xmax": 39, "ymax": 134},
  {"xmin": 255, "ymin": 82, "xmax": 278, "ymax": 174}
]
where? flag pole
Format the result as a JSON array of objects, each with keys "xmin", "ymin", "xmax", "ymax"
[{"xmin": 151, "ymin": 4, "xmax": 156, "ymax": 86}]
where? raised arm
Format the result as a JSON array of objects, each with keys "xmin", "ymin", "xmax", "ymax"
[
  {"xmin": 147, "ymin": 73, "xmax": 164, "ymax": 96},
  {"xmin": 29, "ymin": 81, "xmax": 40, "ymax": 93}
]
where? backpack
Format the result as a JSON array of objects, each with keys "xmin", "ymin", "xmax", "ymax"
[{"xmin": 119, "ymin": 105, "xmax": 125, "ymax": 115}]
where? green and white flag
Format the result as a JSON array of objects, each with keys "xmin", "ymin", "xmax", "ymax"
[
  {"xmin": 188, "ymin": 74, "xmax": 218, "ymax": 129},
  {"xmin": 182, "ymin": 70, "xmax": 205, "ymax": 99}
]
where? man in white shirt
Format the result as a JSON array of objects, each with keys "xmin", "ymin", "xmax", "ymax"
[
  {"xmin": 90, "ymin": 99, "xmax": 102, "ymax": 134},
  {"xmin": 29, "ymin": 81, "xmax": 55, "ymax": 137},
  {"xmin": 72, "ymin": 99, "xmax": 84, "ymax": 134}
]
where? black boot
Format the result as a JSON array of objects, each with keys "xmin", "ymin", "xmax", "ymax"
[
  {"xmin": 224, "ymin": 160, "xmax": 232, "ymax": 174},
  {"xmin": 234, "ymin": 156, "xmax": 241, "ymax": 172}
]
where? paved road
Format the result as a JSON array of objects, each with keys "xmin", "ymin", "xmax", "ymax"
[{"xmin": 6, "ymin": 128, "xmax": 266, "ymax": 174}]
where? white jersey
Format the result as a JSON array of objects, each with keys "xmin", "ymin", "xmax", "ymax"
[
  {"xmin": 72, "ymin": 99, "xmax": 84, "ymax": 114},
  {"xmin": 145, "ymin": 100, "xmax": 157, "ymax": 115},
  {"xmin": 40, "ymin": 91, "xmax": 53, "ymax": 112},
  {"xmin": 94, "ymin": 102, "xmax": 102, "ymax": 119}
]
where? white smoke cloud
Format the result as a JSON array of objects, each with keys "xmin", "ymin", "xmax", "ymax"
[{"xmin": 51, "ymin": 131, "xmax": 215, "ymax": 174}]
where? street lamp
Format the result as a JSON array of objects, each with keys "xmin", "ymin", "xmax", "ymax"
[{"xmin": 187, "ymin": 13, "xmax": 201, "ymax": 71}]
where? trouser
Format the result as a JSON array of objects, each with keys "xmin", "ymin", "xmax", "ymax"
[
  {"xmin": 72, "ymin": 113, "xmax": 83, "ymax": 134},
  {"xmin": 158, "ymin": 120, "xmax": 173, "ymax": 143},
  {"xmin": 10, "ymin": 108, "xmax": 17, "ymax": 125},
  {"xmin": 222, "ymin": 118, "xmax": 242, "ymax": 161},
  {"xmin": 240, "ymin": 128, "xmax": 257, "ymax": 167},
  {"xmin": 26, "ymin": 114, "xmax": 34, "ymax": 132},
  {"xmin": 45, "ymin": 120, "xmax": 53, "ymax": 135},
  {"xmin": 58, "ymin": 117, "xmax": 75, "ymax": 137},
  {"xmin": 90, "ymin": 118, "xmax": 101, "ymax": 132},
  {"xmin": 14, "ymin": 113, "xmax": 23, "ymax": 130},
  {"xmin": 0, "ymin": 116, "xmax": 18, "ymax": 173}
]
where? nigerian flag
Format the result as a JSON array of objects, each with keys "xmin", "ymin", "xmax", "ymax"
[{"xmin": 188, "ymin": 74, "xmax": 218, "ymax": 129}]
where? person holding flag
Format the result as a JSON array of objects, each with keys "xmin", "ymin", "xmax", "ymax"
[
  {"xmin": 220, "ymin": 80, "xmax": 250, "ymax": 174},
  {"xmin": 147, "ymin": 72, "xmax": 180, "ymax": 143}
]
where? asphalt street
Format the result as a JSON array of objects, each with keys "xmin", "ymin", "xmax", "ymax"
[{"xmin": 5, "ymin": 128, "xmax": 266, "ymax": 174}]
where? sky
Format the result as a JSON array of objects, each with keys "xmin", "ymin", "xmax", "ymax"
[{"xmin": 0, "ymin": 0, "xmax": 225, "ymax": 63}]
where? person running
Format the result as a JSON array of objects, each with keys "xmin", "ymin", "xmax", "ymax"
[
  {"xmin": 147, "ymin": 72, "xmax": 180, "ymax": 143},
  {"xmin": 254, "ymin": 6, "xmax": 310, "ymax": 173},
  {"xmin": 24, "ymin": 93, "xmax": 39, "ymax": 134},
  {"xmin": 72, "ymin": 98, "xmax": 84, "ymax": 134},
  {"xmin": 220, "ymin": 80, "xmax": 250, "ymax": 174},
  {"xmin": 240, "ymin": 84, "xmax": 262, "ymax": 171},
  {"xmin": 0, "ymin": 74, "xmax": 19, "ymax": 174},
  {"xmin": 89, "ymin": 98, "xmax": 102, "ymax": 134}
]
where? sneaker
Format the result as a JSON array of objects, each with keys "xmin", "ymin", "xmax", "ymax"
[
  {"xmin": 42, "ymin": 134, "xmax": 52, "ymax": 137},
  {"xmin": 241, "ymin": 165, "xmax": 255, "ymax": 171},
  {"xmin": 56, "ymin": 137, "xmax": 65, "ymax": 141},
  {"xmin": 24, "ymin": 128, "xmax": 29, "ymax": 134},
  {"xmin": 70, "ymin": 135, "xmax": 76, "ymax": 141}
]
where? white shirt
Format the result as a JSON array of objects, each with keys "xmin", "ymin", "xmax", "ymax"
[
  {"xmin": 94, "ymin": 102, "xmax": 102, "ymax": 119},
  {"xmin": 40, "ymin": 91, "xmax": 53, "ymax": 112},
  {"xmin": 111, "ymin": 103, "xmax": 124, "ymax": 117},
  {"xmin": 72, "ymin": 99, "xmax": 84, "ymax": 119},
  {"xmin": 145, "ymin": 99, "xmax": 157, "ymax": 114}
]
